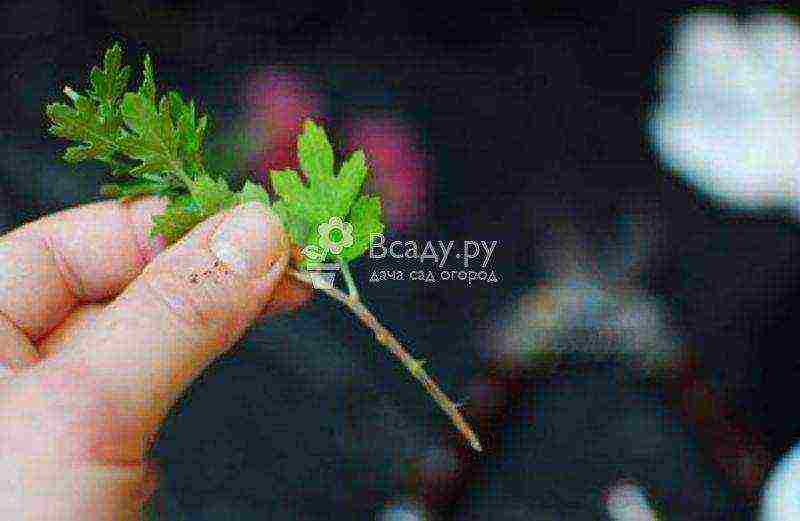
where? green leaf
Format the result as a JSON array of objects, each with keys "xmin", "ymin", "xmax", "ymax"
[
  {"xmin": 118, "ymin": 92, "xmax": 180, "ymax": 177},
  {"xmin": 339, "ymin": 195, "xmax": 384, "ymax": 262},
  {"xmin": 150, "ymin": 194, "xmax": 204, "ymax": 243},
  {"xmin": 190, "ymin": 173, "xmax": 236, "ymax": 216},
  {"xmin": 149, "ymin": 174, "xmax": 238, "ymax": 242},
  {"xmin": 121, "ymin": 92, "xmax": 158, "ymax": 136},
  {"xmin": 101, "ymin": 178, "xmax": 176, "ymax": 201},
  {"xmin": 237, "ymin": 180, "xmax": 271, "ymax": 208},
  {"xmin": 167, "ymin": 91, "xmax": 188, "ymax": 120},
  {"xmin": 63, "ymin": 143, "xmax": 105, "ymax": 163},
  {"xmin": 158, "ymin": 95, "xmax": 178, "ymax": 156},
  {"xmin": 46, "ymin": 43, "xmax": 192, "ymax": 184},
  {"xmin": 86, "ymin": 44, "xmax": 130, "ymax": 135},
  {"xmin": 46, "ymin": 94, "xmax": 116, "ymax": 162},
  {"xmin": 336, "ymin": 150, "xmax": 368, "ymax": 216},
  {"xmin": 89, "ymin": 43, "xmax": 130, "ymax": 103},
  {"xmin": 269, "ymin": 119, "xmax": 383, "ymax": 264},
  {"xmin": 139, "ymin": 54, "xmax": 156, "ymax": 106},
  {"xmin": 270, "ymin": 168, "xmax": 330, "ymax": 225},
  {"xmin": 272, "ymin": 200, "xmax": 311, "ymax": 246},
  {"xmin": 196, "ymin": 114, "xmax": 208, "ymax": 143},
  {"xmin": 298, "ymin": 119, "xmax": 334, "ymax": 184}
]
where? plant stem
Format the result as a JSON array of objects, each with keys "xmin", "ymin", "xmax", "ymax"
[
  {"xmin": 288, "ymin": 268, "xmax": 482, "ymax": 452},
  {"xmin": 337, "ymin": 258, "xmax": 360, "ymax": 302}
]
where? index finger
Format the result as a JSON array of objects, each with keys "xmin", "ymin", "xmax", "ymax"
[{"xmin": 0, "ymin": 197, "xmax": 167, "ymax": 341}]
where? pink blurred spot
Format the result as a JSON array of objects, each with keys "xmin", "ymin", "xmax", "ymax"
[
  {"xmin": 244, "ymin": 69, "xmax": 326, "ymax": 181},
  {"xmin": 344, "ymin": 116, "xmax": 431, "ymax": 230}
]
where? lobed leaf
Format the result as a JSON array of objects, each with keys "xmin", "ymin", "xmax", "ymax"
[
  {"xmin": 150, "ymin": 194, "xmax": 204, "ymax": 243},
  {"xmin": 339, "ymin": 194, "xmax": 384, "ymax": 262},
  {"xmin": 100, "ymin": 178, "xmax": 176, "ymax": 201},
  {"xmin": 138, "ymin": 54, "xmax": 156, "ymax": 106},
  {"xmin": 269, "ymin": 120, "xmax": 375, "ymax": 261},
  {"xmin": 190, "ymin": 174, "xmax": 236, "ymax": 216}
]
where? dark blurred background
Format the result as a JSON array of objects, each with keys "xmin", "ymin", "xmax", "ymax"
[{"xmin": 2, "ymin": 1, "xmax": 800, "ymax": 519}]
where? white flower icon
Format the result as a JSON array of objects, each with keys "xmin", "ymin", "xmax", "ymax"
[{"xmin": 317, "ymin": 216, "xmax": 354, "ymax": 255}]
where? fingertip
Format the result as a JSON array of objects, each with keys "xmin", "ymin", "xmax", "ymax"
[{"xmin": 208, "ymin": 202, "xmax": 287, "ymax": 278}]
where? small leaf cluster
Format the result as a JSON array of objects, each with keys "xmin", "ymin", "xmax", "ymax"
[
  {"xmin": 46, "ymin": 43, "xmax": 383, "ymax": 266},
  {"xmin": 46, "ymin": 43, "xmax": 270, "ymax": 243}
]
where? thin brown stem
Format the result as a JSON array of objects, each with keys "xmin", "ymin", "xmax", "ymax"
[{"xmin": 289, "ymin": 268, "xmax": 482, "ymax": 452}]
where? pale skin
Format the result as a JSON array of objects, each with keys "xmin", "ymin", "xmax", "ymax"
[{"xmin": 0, "ymin": 196, "xmax": 311, "ymax": 520}]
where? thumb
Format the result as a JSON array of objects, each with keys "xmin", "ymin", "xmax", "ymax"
[{"xmin": 11, "ymin": 201, "xmax": 289, "ymax": 464}]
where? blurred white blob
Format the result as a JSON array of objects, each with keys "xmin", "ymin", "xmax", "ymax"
[
  {"xmin": 378, "ymin": 499, "xmax": 429, "ymax": 521},
  {"xmin": 605, "ymin": 482, "xmax": 659, "ymax": 521},
  {"xmin": 487, "ymin": 273, "xmax": 679, "ymax": 376},
  {"xmin": 759, "ymin": 440, "xmax": 800, "ymax": 521},
  {"xmin": 649, "ymin": 13, "xmax": 800, "ymax": 213},
  {"xmin": 610, "ymin": 291, "xmax": 683, "ymax": 373},
  {"xmin": 486, "ymin": 205, "xmax": 679, "ymax": 376}
]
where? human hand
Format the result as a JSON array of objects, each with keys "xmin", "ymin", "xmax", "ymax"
[{"xmin": 0, "ymin": 197, "xmax": 310, "ymax": 519}]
